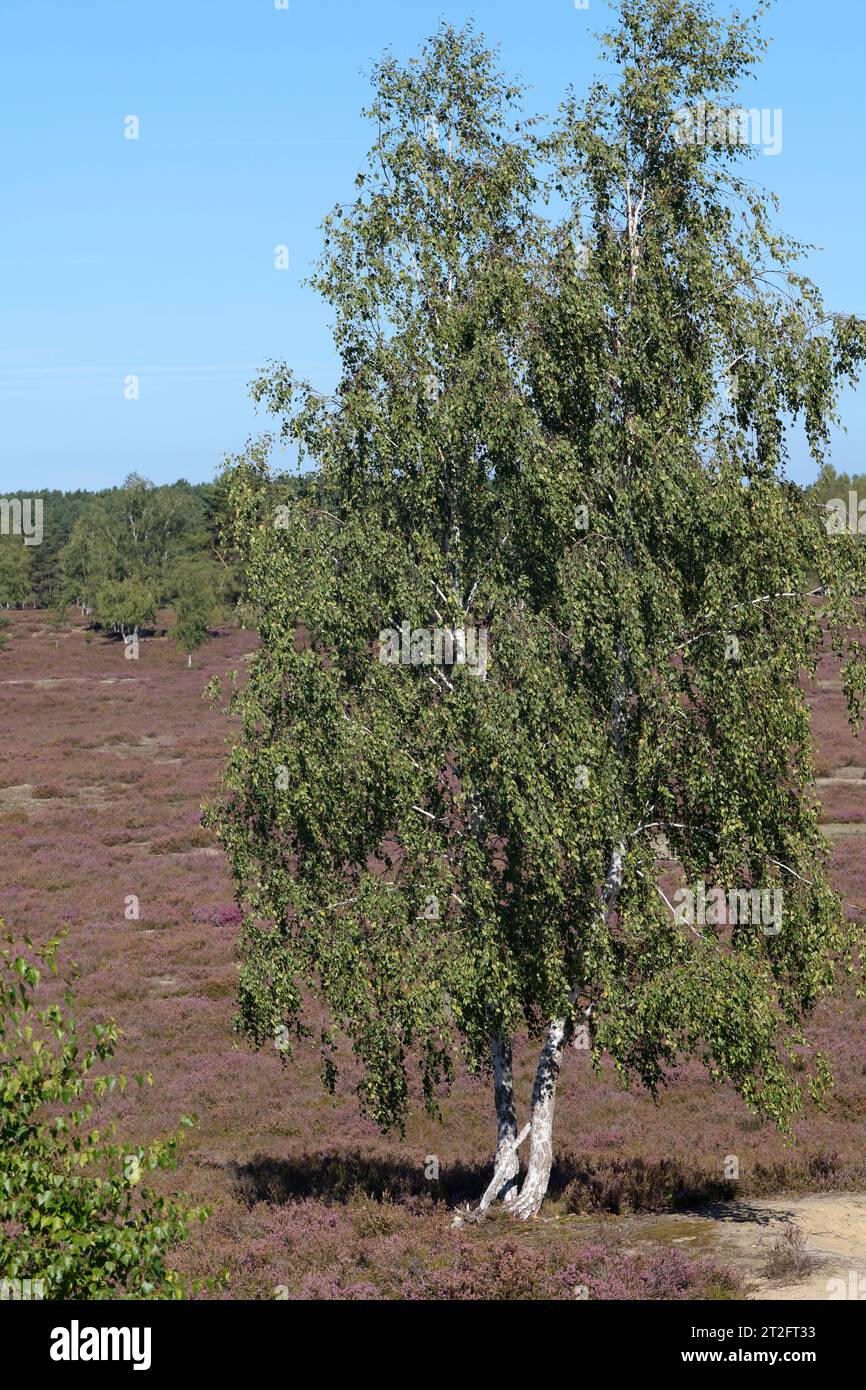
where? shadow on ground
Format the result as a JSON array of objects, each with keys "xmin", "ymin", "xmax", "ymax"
[
  {"xmin": 228, "ymin": 1149, "xmax": 742, "ymax": 1213},
  {"xmin": 686, "ymin": 1199, "xmax": 789, "ymax": 1228}
]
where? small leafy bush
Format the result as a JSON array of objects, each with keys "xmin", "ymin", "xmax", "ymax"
[{"xmin": 0, "ymin": 923, "xmax": 209, "ymax": 1299}]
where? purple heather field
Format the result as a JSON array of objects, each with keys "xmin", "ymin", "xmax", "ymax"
[{"xmin": 2, "ymin": 610, "xmax": 866, "ymax": 1300}]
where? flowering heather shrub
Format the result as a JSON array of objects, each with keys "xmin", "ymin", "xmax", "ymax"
[
  {"xmin": 558, "ymin": 1156, "xmax": 735, "ymax": 1214},
  {"xmin": 220, "ymin": 1155, "xmax": 741, "ymax": 1299},
  {"xmin": 184, "ymin": 1187, "xmax": 740, "ymax": 1300},
  {"xmin": 400, "ymin": 1237, "xmax": 734, "ymax": 1301},
  {"xmin": 0, "ymin": 925, "xmax": 209, "ymax": 1299},
  {"xmin": 314, "ymin": 1205, "xmax": 732, "ymax": 1300},
  {"xmin": 149, "ymin": 829, "xmax": 216, "ymax": 856},
  {"xmin": 192, "ymin": 904, "xmax": 242, "ymax": 929}
]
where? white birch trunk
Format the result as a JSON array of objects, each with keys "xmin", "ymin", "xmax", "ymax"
[
  {"xmin": 510, "ymin": 844, "xmax": 626, "ymax": 1220},
  {"xmin": 460, "ymin": 1034, "xmax": 524, "ymax": 1223},
  {"xmin": 491, "ymin": 1033, "xmax": 519, "ymax": 1205},
  {"xmin": 509, "ymin": 1017, "xmax": 567, "ymax": 1219}
]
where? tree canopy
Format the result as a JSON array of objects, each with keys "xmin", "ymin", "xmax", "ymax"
[
  {"xmin": 207, "ymin": 2, "xmax": 866, "ymax": 1216},
  {"xmin": 171, "ymin": 561, "xmax": 217, "ymax": 665}
]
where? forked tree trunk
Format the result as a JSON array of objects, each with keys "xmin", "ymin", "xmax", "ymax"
[
  {"xmin": 461, "ymin": 845, "xmax": 626, "ymax": 1224},
  {"xmin": 463, "ymin": 1023, "xmax": 565, "ymax": 1224}
]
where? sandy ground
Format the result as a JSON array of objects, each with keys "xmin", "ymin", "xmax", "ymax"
[
  {"xmin": 477, "ymin": 1191, "xmax": 866, "ymax": 1300},
  {"xmin": 605, "ymin": 1193, "xmax": 866, "ymax": 1300}
]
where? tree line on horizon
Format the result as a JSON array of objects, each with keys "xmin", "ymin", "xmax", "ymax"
[{"xmin": 0, "ymin": 469, "xmax": 313, "ymax": 660}]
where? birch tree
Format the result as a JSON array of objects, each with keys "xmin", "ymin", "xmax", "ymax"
[
  {"xmin": 209, "ymin": 5, "xmax": 866, "ymax": 1218},
  {"xmin": 171, "ymin": 563, "xmax": 216, "ymax": 666}
]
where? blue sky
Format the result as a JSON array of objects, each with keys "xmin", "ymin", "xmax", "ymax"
[{"xmin": 1, "ymin": 0, "xmax": 864, "ymax": 492}]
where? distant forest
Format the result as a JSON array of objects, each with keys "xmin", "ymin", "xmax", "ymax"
[
  {"xmin": 1, "ymin": 476, "xmax": 221, "ymax": 612},
  {"xmin": 0, "ymin": 469, "xmax": 315, "ymax": 655}
]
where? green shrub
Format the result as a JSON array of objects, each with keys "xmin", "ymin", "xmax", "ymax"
[{"xmin": 0, "ymin": 924, "xmax": 209, "ymax": 1299}]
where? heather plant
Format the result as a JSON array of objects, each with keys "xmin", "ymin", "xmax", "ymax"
[
  {"xmin": 216, "ymin": 1183, "xmax": 741, "ymax": 1300},
  {"xmin": 398, "ymin": 1235, "xmax": 737, "ymax": 1302},
  {"xmin": 0, "ymin": 924, "xmax": 209, "ymax": 1299},
  {"xmin": 209, "ymin": 1, "xmax": 866, "ymax": 1221}
]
